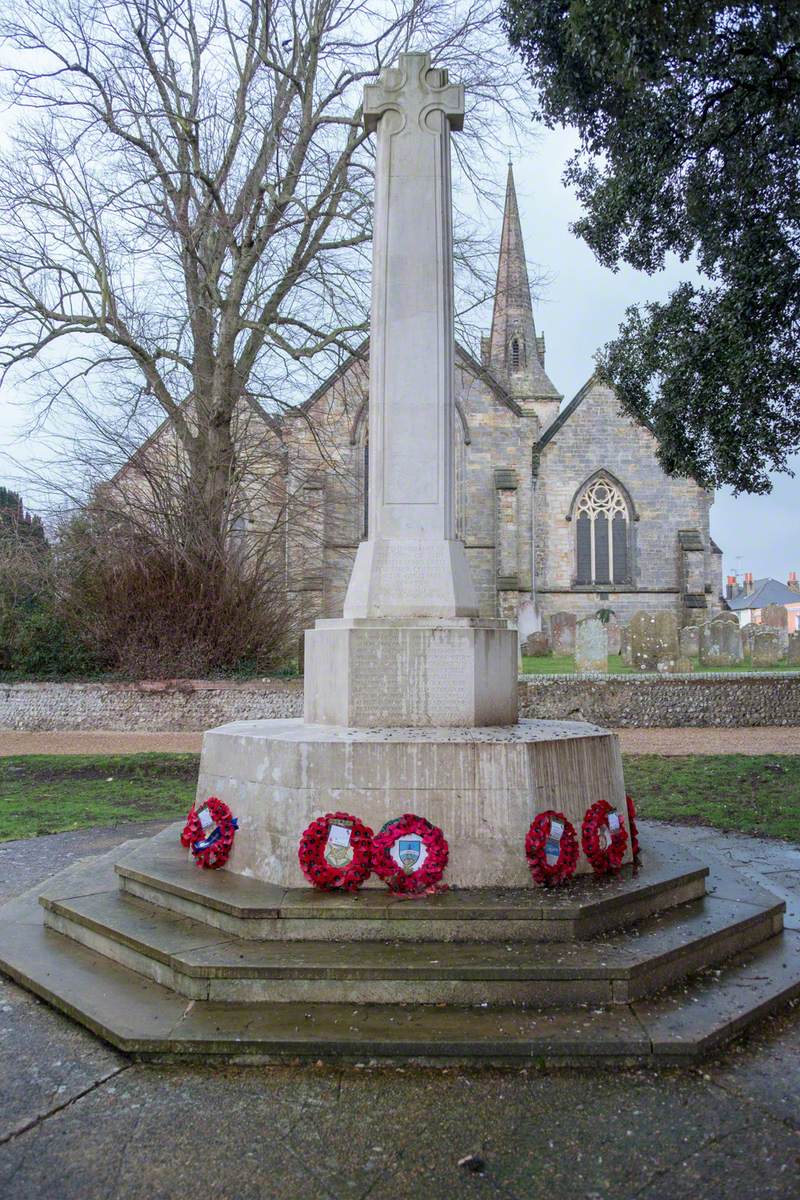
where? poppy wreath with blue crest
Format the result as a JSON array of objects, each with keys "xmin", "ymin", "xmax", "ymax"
[
  {"xmin": 371, "ymin": 813, "xmax": 449, "ymax": 894},
  {"xmin": 297, "ymin": 811, "xmax": 374, "ymax": 891},
  {"xmin": 581, "ymin": 799, "xmax": 628, "ymax": 875},
  {"xmin": 180, "ymin": 797, "xmax": 239, "ymax": 869},
  {"xmin": 525, "ymin": 810, "xmax": 579, "ymax": 887}
]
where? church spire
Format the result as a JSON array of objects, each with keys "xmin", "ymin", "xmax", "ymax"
[{"xmin": 485, "ymin": 164, "xmax": 561, "ymax": 409}]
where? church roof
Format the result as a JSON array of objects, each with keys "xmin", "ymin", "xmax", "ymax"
[
  {"xmin": 534, "ymin": 371, "xmax": 602, "ymax": 451},
  {"xmin": 291, "ymin": 337, "xmax": 522, "ymax": 420},
  {"xmin": 486, "ymin": 165, "xmax": 560, "ymax": 402}
]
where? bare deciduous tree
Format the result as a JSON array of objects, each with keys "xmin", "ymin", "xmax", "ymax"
[{"xmin": 0, "ymin": 0, "xmax": 529, "ymax": 566}]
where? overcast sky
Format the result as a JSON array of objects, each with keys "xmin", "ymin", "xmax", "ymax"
[
  {"xmin": 0, "ymin": 109, "xmax": 796, "ymax": 585},
  {"xmin": 504, "ymin": 125, "xmax": 799, "ymax": 587}
]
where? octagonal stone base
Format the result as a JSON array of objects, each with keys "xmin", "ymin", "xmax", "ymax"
[
  {"xmin": 304, "ymin": 618, "xmax": 518, "ymax": 727},
  {"xmin": 196, "ymin": 718, "xmax": 629, "ymax": 889}
]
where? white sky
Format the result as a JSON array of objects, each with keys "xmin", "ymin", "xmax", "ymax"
[{"xmin": 0, "ymin": 111, "xmax": 796, "ymax": 585}]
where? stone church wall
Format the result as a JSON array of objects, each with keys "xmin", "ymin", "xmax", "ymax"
[{"xmin": 534, "ymin": 379, "xmax": 714, "ymax": 627}]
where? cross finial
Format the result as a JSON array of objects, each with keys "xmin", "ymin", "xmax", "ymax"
[{"xmin": 364, "ymin": 52, "xmax": 464, "ymax": 135}]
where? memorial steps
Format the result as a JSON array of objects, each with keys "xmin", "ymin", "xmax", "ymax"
[{"xmin": 0, "ymin": 823, "xmax": 798, "ymax": 1065}]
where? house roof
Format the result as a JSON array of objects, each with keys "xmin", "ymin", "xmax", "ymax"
[{"xmin": 728, "ymin": 578, "xmax": 800, "ymax": 610}]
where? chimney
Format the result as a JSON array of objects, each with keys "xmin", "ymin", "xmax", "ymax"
[
  {"xmin": 744, "ymin": 572, "xmax": 754, "ymax": 595},
  {"xmin": 788, "ymin": 571, "xmax": 799, "ymax": 594},
  {"xmin": 726, "ymin": 575, "xmax": 736, "ymax": 600}
]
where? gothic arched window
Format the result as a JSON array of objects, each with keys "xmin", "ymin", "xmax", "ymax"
[
  {"xmin": 574, "ymin": 476, "xmax": 631, "ymax": 585},
  {"xmin": 510, "ymin": 336, "xmax": 524, "ymax": 371}
]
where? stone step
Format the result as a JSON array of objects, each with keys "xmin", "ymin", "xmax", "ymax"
[
  {"xmin": 41, "ymin": 883, "xmax": 782, "ymax": 1006},
  {"xmin": 115, "ymin": 824, "xmax": 709, "ymax": 942},
  {"xmin": 2, "ymin": 885, "xmax": 799, "ymax": 1063}
]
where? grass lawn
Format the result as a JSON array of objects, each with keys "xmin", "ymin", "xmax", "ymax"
[
  {"xmin": 626, "ymin": 754, "xmax": 800, "ymax": 841},
  {"xmin": 0, "ymin": 754, "xmax": 198, "ymax": 841},
  {"xmin": 1, "ymin": 752, "xmax": 799, "ymax": 844},
  {"xmin": 521, "ymin": 654, "xmax": 800, "ymax": 674}
]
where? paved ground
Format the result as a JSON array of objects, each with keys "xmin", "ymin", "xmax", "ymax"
[
  {"xmin": 0, "ymin": 820, "xmax": 799, "ymax": 1199},
  {"xmin": 3, "ymin": 726, "xmax": 800, "ymax": 757}
]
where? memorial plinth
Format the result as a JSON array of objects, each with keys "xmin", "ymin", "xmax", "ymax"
[
  {"xmin": 197, "ymin": 719, "xmax": 626, "ymax": 888},
  {"xmin": 198, "ymin": 51, "xmax": 631, "ymax": 882}
]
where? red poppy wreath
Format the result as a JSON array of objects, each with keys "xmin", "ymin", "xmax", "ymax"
[
  {"xmin": 298, "ymin": 812, "xmax": 373, "ymax": 891},
  {"xmin": 626, "ymin": 793, "xmax": 641, "ymax": 860},
  {"xmin": 581, "ymin": 799, "xmax": 628, "ymax": 875},
  {"xmin": 371, "ymin": 813, "xmax": 449, "ymax": 894},
  {"xmin": 180, "ymin": 797, "xmax": 239, "ymax": 869},
  {"xmin": 525, "ymin": 810, "xmax": 579, "ymax": 887}
]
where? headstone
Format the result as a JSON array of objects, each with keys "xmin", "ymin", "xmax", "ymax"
[
  {"xmin": 787, "ymin": 632, "xmax": 800, "ymax": 666},
  {"xmin": 575, "ymin": 617, "xmax": 608, "ymax": 673},
  {"xmin": 517, "ymin": 598, "xmax": 539, "ymax": 646},
  {"xmin": 741, "ymin": 623, "xmax": 755, "ymax": 657},
  {"xmin": 752, "ymin": 628, "xmax": 783, "ymax": 666},
  {"xmin": 522, "ymin": 632, "xmax": 551, "ymax": 657},
  {"xmin": 628, "ymin": 611, "xmax": 680, "ymax": 672},
  {"xmin": 549, "ymin": 611, "xmax": 577, "ymax": 655},
  {"xmin": 762, "ymin": 604, "xmax": 788, "ymax": 631},
  {"xmin": 679, "ymin": 625, "xmax": 700, "ymax": 659},
  {"xmin": 699, "ymin": 617, "xmax": 743, "ymax": 667},
  {"xmin": 620, "ymin": 626, "xmax": 632, "ymax": 665},
  {"xmin": 761, "ymin": 605, "xmax": 790, "ymax": 653},
  {"xmin": 606, "ymin": 616, "xmax": 622, "ymax": 656}
]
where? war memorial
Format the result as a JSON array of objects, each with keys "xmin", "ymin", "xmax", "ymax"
[{"xmin": 0, "ymin": 54, "xmax": 798, "ymax": 1063}]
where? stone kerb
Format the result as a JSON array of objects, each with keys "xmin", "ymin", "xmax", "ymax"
[
  {"xmin": 700, "ymin": 617, "xmax": 744, "ymax": 668},
  {"xmin": 575, "ymin": 617, "xmax": 608, "ymax": 673}
]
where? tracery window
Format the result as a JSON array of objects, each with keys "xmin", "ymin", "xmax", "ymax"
[{"xmin": 575, "ymin": 476, "xmax": 631, "ymax": 585}]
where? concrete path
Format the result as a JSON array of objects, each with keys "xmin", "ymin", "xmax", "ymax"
[
  {"xmin": 0, "ymin": 820, "xmax": 798, "ymax": 1199},
  {"xmin": 3, "ymin": 727, "xmax": 800, "ymax": 757}
]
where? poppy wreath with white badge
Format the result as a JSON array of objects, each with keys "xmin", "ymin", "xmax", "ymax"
[
  {"xmin": 626, "ymin": 793, "xmax": 641, "ymax": 860},
  {"xmin": 371, "ymin": 814, "xmax": 449, "ymax": 894},
  {"xmin": 581, "ymin": 799, "xmax": 628, "ymax": 875},
  {"xmin": 298, "ymin": 811, "xmax": 374, "ymax": 891},
  {"xmin": 180, "ymin": 797, "xmax": 239, "ymax": 870},
  {"xmin": 525, "ymin": 810, "xmax": 579, "ymax": 887}
]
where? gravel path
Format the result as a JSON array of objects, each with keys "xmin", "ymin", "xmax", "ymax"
[{"xmin": 1, "ymin": 726, "xmax": 800, "ymax": 756}]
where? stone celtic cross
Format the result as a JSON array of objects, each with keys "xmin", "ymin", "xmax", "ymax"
[{"xmin": 343, "ymin": 51, "xmax": 478, "ymax": 619}]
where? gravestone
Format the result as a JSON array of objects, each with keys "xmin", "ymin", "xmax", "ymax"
[
  {"xmin": 700, "ymin": 617, "xmax": 743, "ymax": 667},
  {"xmin": 522, "ymin": 632, "xmax": 551, "ymax": 657},
  {"xmin": 752, "ymin": 628, "xmax": 783, "ymax": 666},
  {"xmin": 787, "ymin": 632, "xmax": 800, "ymax": 666},
  {"xmin": 620, "ymin": 626, "xmax": 632, "ymax": 665},
  {"xmin": 761, "ymin": 605, "xmax": 790, "ymax": 653},
  {"xmin": 575, "ymin": 617, "xmax": 608, "ymax": 673},
  {"xmin": 606, "ymin": 617, "xmax": 622, "ymax": 656},
  {"xmin": 679, "ymin": 625, "xmax": 700, "ymax": 659},
  {"xmin": 741, "ymin": 623, "xmax": 755, "ymax": 657},
  {"xmin": 629, "ymin": 611, "xmax": 680, "ymax": 672},
  {"xmin": 549, "ymin": 611, "xmax": 577, "ymax": 656}
]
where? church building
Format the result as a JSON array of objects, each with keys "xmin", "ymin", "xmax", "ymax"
[{"xmin": 283, "ymin": 166, "xmax": 723, "ymax": 636}]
